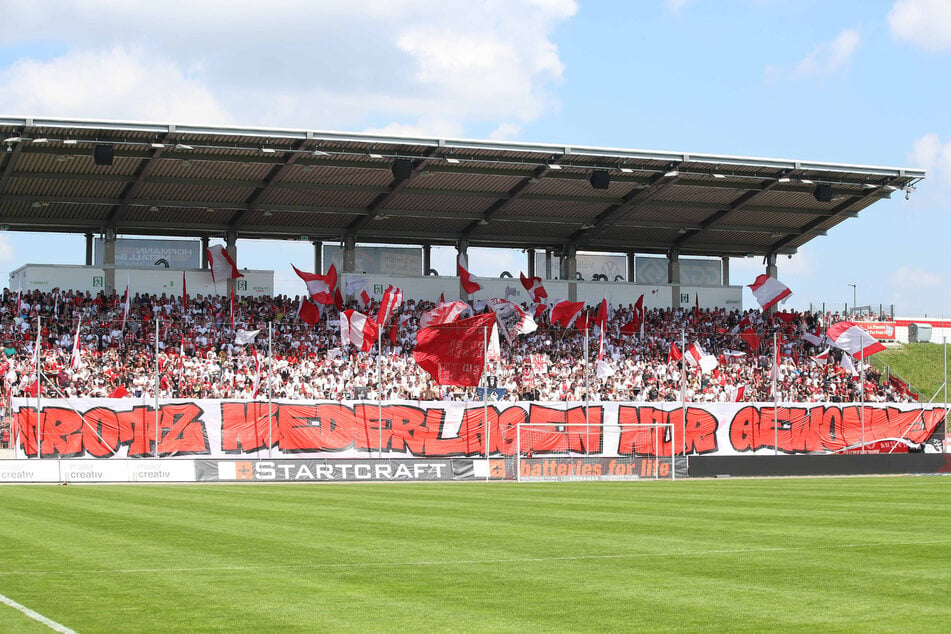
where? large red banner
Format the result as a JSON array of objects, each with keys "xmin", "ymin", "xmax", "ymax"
[
  {"xmin": 853, "ymin": 321, "xmax": 897, "ymax": 340},
  {"xmin": 10, "ymin": 399, "xmax": 945, "ymax": 460}
]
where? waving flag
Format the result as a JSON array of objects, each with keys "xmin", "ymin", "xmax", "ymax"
[
  {"xmin": 668, "ymin": 343, "xmax": 683, "ymax": 363},
  {"xmin": 739, "ymin": 328, "xmax": 761, "ymax": 351},
  {"xmin": 206, "ymin": 244, "xmax": 244, "ymax": 284},
  {"xmin": 292, "ymin": 263, "xmax": 338, "ymax": 305},
  {"xmin": 620, "ymin": 294, "xmax": 645, "ymax": 337},
  {"xmin": 414, "ymin": 313, "xmax": 496, "ymax": 386},
  {"xmin": 486, "ymin": 298, "xmax": 537, "ymax": 344},
  {"xmin": 550, "ymin": 300, "xmax": 585, "ymax": 328},
  {"xmin": 120, "ymin": 278, "xmax": 131, "ymax": 332},
  {"xmin": 70, "ymin": 317, "xmax": 83, "ymax": 370},
  {"xmin": 340, "ymin": 309, "xmax": 378, "ymax": 352},
  {"xmin": 376, "ymin": 285, "xmax": 404, "ymax": 325},
  {"xmin": 827, "ymin": 321, "xmax": 886, "ymax": 359},
  {"xmin": 748, "ymin": 274, "xmax": 792, "ymax": 310},
  {"xmin": 235, "ymin": 329, "xmax": 260, "ymax": 346},
  {"xmin": 519, "ymin": 272, "xmax": 548, "ymax": 302},
  {"xmin": 298, "ymin": 299, "xmax": 322, "ymax": 326},
  {"xmin": 457, "ymin": 254, "xmax": 481, "ymax": 295},
  {"xmin": 594, "ymin": 299, "xmax": 608, "ymax": 330},
  {"xmin": 420, "ymin": 300, "xmax": 469, "ymax": 329},
  {"xmin": 685, "ymin": 342, "xmax": 718, "ymax": 374}
]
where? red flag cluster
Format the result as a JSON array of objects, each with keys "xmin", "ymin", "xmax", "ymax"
[{"xmin": 414, "ymin": 313, "xmax": 495, "ymax": 386}]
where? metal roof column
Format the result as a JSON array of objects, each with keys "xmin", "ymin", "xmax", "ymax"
[
  {"xmin": 668, "ymin": 248, "xmax": 680, "ymax": 310},
  {"xmin": 201, "ymin": 236, "xmax": 209, "ymax": 269},
  {"xmin": 527, "ymin": 248, "xmax": 535, "ymax": 278},
  {"xmin": 225, "ymin": 231, "xmax": 237, "ymax": 296},
  {"xmin": 562, "ymin": 245, "xmax": 577, "ymax": 302},
  {"xmin": 103, "ymin": 228, "xmax": 116, "ymax": 294},
  {"xmin": 545, "ymin": 250, "xmax": 553, "ymax": 280},
  {"xmin": 722, "ymin": 256, "xmax": 730, "ymax": 287},
  {"xmin": 627, "ymin": 253, "xmax": 636, "ymax": 283},
  {"xmin": 766, "ymin": 252, "xmax": 777, "ymax": 279},
  {"xmin": 85, "ymin": 233, "xmax": 93, "ymax": 266},
  {"xmin": 423, "ymin": 244, "xmax": 431, "ymax": 275},
  {"xmin": 343, "ymin": 236, "xmax": 356, "ymax": 273},
  {"xmin": 312, "ymin": 240, "xmax": 323, "ymax": 273},
  {"xmin": 457, "ymin": 240, "xmax": 468, "ymax": 300}
]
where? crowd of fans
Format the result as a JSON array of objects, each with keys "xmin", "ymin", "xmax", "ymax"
[{"xmin": 0, "ymin": 286, "xmax": 917, "ymax": 404}]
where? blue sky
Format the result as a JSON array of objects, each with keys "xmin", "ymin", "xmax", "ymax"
[{"xmin": 0, "ymin": 0, "xmax": 949, "ymax": 315}]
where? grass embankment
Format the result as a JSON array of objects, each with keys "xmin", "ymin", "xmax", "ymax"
[{"xmin": 872, "ymin": 342, "xmax": 951, "ymax": 401}]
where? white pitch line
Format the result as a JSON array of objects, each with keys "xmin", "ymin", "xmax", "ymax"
[
  {"xmin": 0, "ymin": 539, "xmax": 949, "ymax": 578},
  {"xmin": 0, "ymin": 593, "xmax": 77, "ymax": 633}
]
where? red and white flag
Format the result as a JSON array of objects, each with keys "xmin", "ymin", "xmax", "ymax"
[
  {"xmin": 550, "ymin": 300, "xmax": 585, "ymax": 328},
  {"xmin": 457, "ymin": 254, "xmax": 481, "ymax": 295},
  {"xmin": 376, "ymin": 284, "xmax": 404, "ymax": 326},
  {"xmin": 668, "ymin": 343, "xmax": 683, "ymax": 363},
  {"xmin": 685, "ymin": 341, "xmax": 718, "ymax": 374},
  {"xmin": 827, "ymin": 321, "xmax": 886, "ymax": 359},
  {"xmin": 414, "ymin": 313, "xmax": 496, "ymax": 386},
  {"xmin": 486, "ymin": 298, "xmax": 537, "ymax": 345},
  {"xmin": 811, "ymin": 348, "xmax": 831, "ymax": 364},
  {"xmin": 594, "ymin": 298, "xmax": 608, "ymax": 331},
  {"xmin": 298, "ymin": 299, "xmax": 322, "ymax": 326},
  {"xmin": 358, "ymin": 289, "xmax": 371, "ymax": 309},
  {"xmin": 620, "ymin": 294, "xmax": 645, "ymax": 337},
  {"xmin": 727, "ymin": 384, "xmax": 746, "ymax": 402},
  {"xmin": 120, "ymin": 278, "xmax": 131, "ymax": 332},
  {"xmin": 519, "ymin": 272, "xmax": 548, "ymax": 303},
  {"xmin": 340, "ymin": 309, "xmax": 378, "ymax": 352},
  {"xmin": 748, "ymin": 274, "xmax": 792, "ymax": 310},
  {"xmin": 739, "ymin": 328, "xmax": 761, "ymax": 350},
  {"xmin": 70, "ymin": 317, "xmax": 83, "ymax": 370},
  {"xmin": 292, "ymin": 263, "xmax": 338, "ymax": 305},
  {"xmin": 419, "ymin": 300, "xmax": 469, "ymax": 329},
  {"xmin": 206, "ymin": 244, "xmax": 243, "ymax": 285}
]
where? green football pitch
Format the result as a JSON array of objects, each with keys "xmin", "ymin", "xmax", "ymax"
[{"xmin": 1, "ymin": 477, "xmax": 949, "ymax": 632}]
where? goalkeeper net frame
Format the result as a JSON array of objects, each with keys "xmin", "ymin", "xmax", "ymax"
[{"xmin": 505, "ymin": 422, "xmax": 680, "ymax": 482}]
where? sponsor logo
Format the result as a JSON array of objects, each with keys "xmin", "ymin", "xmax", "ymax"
[{"xmin": 229, "ymin": 460, "xmax": 449, "ymax": 481}]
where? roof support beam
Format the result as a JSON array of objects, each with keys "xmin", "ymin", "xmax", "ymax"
[
  {"xmin": 105, "ymin": 132, "xmax": 171, "ymax": 226},
  {"xmin": 674, "ymin": 172, "xmax": 791, "ymax": 246},
  {"xmin": 346, "ymin": 148, "xmax": 439, "ymax": 235},
  {"xmin": 229, "ymin": 139, "xmax": 307, "ymax": 230},
  {"xmin": 571, "ymin": 166, "xmax": 682, "ymax": 245},
  {"xmin": 0, "ymin": 121, "xmax": 33, "ymax": 196},
  {"xmin": 462, "ymin": 164, "xmax": 551, "ymax": 236}
]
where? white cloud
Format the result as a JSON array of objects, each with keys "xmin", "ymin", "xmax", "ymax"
[
  {"xmin": 909, "ymin": 133, "xmax": 951, "ymax": 186},
  {"xmin": 0, "ymin": 1, "xmax": 577, "ymax": 137},
  {"xmin": 0, "ymin": 46, "xmax": 232, "ymax": 124},
  {"xmin": 0, "ymin": 234, "xmax": 16, "ymax": 265},
  {"xmin": 489, "ymin": 123, "xmax": 523, "ymax": 140},
  {"xmin": 889, "ymin": 0, "xmax": 951, "ymax": 51},
  {"xmin": 664, "ymin": 0, "xmax": 692, "ymax": 14},
  {"xmin": 891, "ymin": 265, "xmax": 942, "ymax": 289},
  {"xmin": 793, "ymin": 29, "xmax": 861, "ymax": 77}
]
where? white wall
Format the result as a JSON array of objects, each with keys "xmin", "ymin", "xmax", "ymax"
[
  {"xmin": 340, "ymin": 273, "xmax": 743, "ymax": 310},
  {"xmin": 9, "ymin": 265, "xmax": 274, "ymax": 298}
]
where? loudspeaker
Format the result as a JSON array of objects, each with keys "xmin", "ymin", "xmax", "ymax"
[
  {"xmin": 391, "ymin": 158, "xmax": 413, "ymax": 180},
  {"xmin": 589, "ymin": 169, "xmax": 610, "ymax": 189},
  {"xmin": 93, "ymin": 144, "xmax": 114, "ymax": 166},
  {"xmin": 813, "ymin": 183, "xmax": 833, "ymax": 203}
]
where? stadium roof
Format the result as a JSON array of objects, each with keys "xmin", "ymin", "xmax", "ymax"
[{"xmin": 0, "ymin": 115, "xmax": 925, "ymax": 258}]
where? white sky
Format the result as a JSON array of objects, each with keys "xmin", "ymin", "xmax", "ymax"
[{"xmin": 1, "ymin": 0, "xmax": 949, "ymax": 316}]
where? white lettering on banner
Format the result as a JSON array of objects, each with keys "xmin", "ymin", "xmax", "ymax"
[{"xmin": 10, "ymin": 398, "xmax": 946, "ymax": 460}]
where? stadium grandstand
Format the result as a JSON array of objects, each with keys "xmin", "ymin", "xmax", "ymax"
[{"xmin": 0, "ymin": 117, "xmax": 942, "ymax": 467}]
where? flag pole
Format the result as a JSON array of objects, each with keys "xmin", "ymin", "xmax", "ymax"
[
  {"xmin": 584, "ymin": 326, "xmax": 589, "ymax": 454},
  {"xmin": 154, "ymin": 316, "xmax": 160, "ymax": 457},
  {"xmin": 268, "ymin": 321, "xmax": 273, "ymax": 459},
  {"xmin": 377, "ymin": 326, "xmax": 383, "ymax": 461},
  {"xmin": 944, "ymin": 337, "xmax": 948, "ymax": 454},
  {"xmin": 860, "ymin": 344, "xmax": 866, "ymax": 454},
  {"xmin": 35, "ymin": 314, "xmax": 41, "ymax": 459},
  {"xmin": 680, "ymin": 326, "xmax": 686, "ymax": 459},
  {"xmin": 483, "ymin": 324, "xmax": 490, "ymax": 480},
  {"xmin": 773, "ymin": 331, "xmax": 779, "ymax": 456}
]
